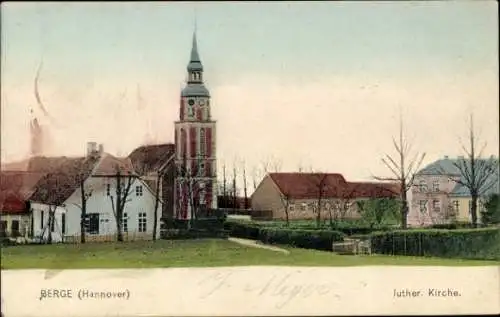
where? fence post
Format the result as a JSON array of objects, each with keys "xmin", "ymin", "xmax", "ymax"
[
  {"xmin": 418, "ymin": 232, "xmax": 422, "ymax": 256},
  {"xmin": 404, "ymin": 231, "xmax": 407, "ymax": 256},
  {"xmin": 392, "ymin": 231, "xmax": 395, "ymax": 256}
]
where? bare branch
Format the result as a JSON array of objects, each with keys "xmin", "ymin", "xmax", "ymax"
[{"xmin": 381, "ymin": 157, "xmax": 400, "ymax": 179}]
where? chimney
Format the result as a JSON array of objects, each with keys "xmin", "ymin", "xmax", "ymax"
[
  {"xmin": 98, "ymin": 143, "xmax": 104, "ymax": 154},
  {"xmin": 444, "ymin": 155, "xmax": 449, "ymax": 159},
  {"xmin": 86, "ymin": 142, "xmax": 98, "ymax": 157}
]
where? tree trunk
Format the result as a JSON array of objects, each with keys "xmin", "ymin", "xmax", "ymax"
[
  {"xmin": 316, "ymin": 195, "xmax": 322, "ymax": 229},
  {"xmin": 399, "ymin": 181, "xmax": 408, "ymax": 229},
  {"xmin": 47, "ymin": 209, "xmax": 53, "ymax": 244},
  {"xmin": 152, "ymin": 173, "xmax": 162, "ymax": 241},
  {"xmin": 80, "ymin": 180, "xmax": 87, "ymax": 244},
  {"xmin": 471, "ymin": 194, "xmax": 478, "ymax": 228},
  {"xmin": 284, "ymin": 201, "xmax": 290, "ymax": 227},
  {"xmin": 116, "ymin": 171, "xmax": 124, "ymax": 242}
]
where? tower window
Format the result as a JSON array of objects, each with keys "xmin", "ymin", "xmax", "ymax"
[{"xmin": 200, "ymin": 128, "xmax": 206, "ymax": 156}]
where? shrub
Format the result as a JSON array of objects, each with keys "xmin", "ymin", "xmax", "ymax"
[
  {"xmin": 371, "ymin": 228, "xmax": 500, "ymax": 260},
  {"xmin": 225, "ymin": 221, "xmax": 345, "ymax": 251},
  {"xmin": 224, "ymin": 221, "xmax": 261, "ymax": 239}
]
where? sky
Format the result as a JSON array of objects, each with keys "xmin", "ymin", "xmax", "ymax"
[{"xmin": 1, "ymin": 1, "xmax": 498, "ymax": 191}]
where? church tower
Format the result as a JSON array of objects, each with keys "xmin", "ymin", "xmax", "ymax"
[{"xmin": 174, "ymin": 31, "xmax": 217, "ymax": 220}]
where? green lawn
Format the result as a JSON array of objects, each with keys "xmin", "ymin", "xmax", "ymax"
[{"xmin": 1, "ymin": 239, "xmax": 498, "ymax": 269}]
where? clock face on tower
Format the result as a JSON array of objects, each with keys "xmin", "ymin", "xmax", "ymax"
[{"xmin": 188, "ymin": 99, "xmax": 195, "ymax": 106}]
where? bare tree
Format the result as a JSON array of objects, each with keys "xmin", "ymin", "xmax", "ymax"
[
  {"xmin": 73, "ymin": 174, "xmax": 93, "ymax": 244},
  {"xmin": 222, "ymin": 162, "xmax": 228, "ymax": 200},
  {"xmin": 109, "ymin": 166, "xmax": 134, "ymax": 242},
  {"xmin": 232, "ymin": 163, "xmax": 238, "ymax": 211},
  {"xmin": 310, "ymin": 173, "xmax": 329, "ymax": 228},
  {"xmin": 329, "ymin": 185, "xmax": 358, "ymax": 225},
  {"xmin": 178, "ymin": 154, "xmax": 211, "ymax": 223},
  {"xmin": 278, "ymin": 191, "xmax": 293, "ymax": 226},
  {"xmin": 270, "ymin": 157, "xmax": 283, "ymax": 173},
  {"xmin": 241, "ymin": 160, "xmax": 249, "ymax": 209},
  {"xmin": 374, "ymin": 111, "xmax": 426, "ymax": 229},
  {"xmin": 251, "ymin": 165, "xmax": 263, "ymax": 191},
  {"xmin": 440, "ymin": 114, "xmax": 499, "ymax": 227}
]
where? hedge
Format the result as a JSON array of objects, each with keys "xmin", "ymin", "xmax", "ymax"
[
  {"xmin": 161, "ymin": 229, "xmax": 229, "ymax": 240},
  {"xmin": 224, "ymin": 221, "xmax": 345, "ymax": 251},
  {"xmin": 164, "ymin": 218, "xmax": 226, "ymax": 231},
  {"xmin": 371, "ymin": 228, "xmax": 500, "ymax": 261},
  {"xmin": 425, "ymin": 222, "xmax": 486, "ymax": 230},
  {"xmin": 258, "ymin": 228, "xmax": 345, "ymax": 251},
  {"xmin": 238, "ymin": 220, "xmax": 392, "ymax": 236}
]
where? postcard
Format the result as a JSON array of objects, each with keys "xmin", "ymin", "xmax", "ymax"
[{"xmin": 1, "ymin": 1, "xmax": 499, "ymax": 317}]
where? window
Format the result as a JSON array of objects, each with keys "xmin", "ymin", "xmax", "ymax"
[
  {"xmin": 432, "ymin": 199, "xmax": 440, "ymax": 212},
  {"xmin": 61, "ymin": 213, "xmax": 66, "ymax": 235},
  {"xmin": 200, "ymin": 128, "xmax": 206, "ymax": 155},
  {"xmin": 453, "ymin": 200, "xmax": 459, "ymax": 212},
  {"xmin": 123, "ymin": 213, "xmax": 128, "ymax": 233},
  {"xmin": 138, "ymin": 212, "xmax": 147, "ymax": 233},
  {"xmin": 199, "ymin": 162, "xmax": 205, "ymax": 176},
  {"xmin": 300, "ymin": 203, "xmax": 307, "ymax": 211},
  {"xmin": 419, "ymin": 200, "xmax": 427, "ymax": 213},
  {"xmin": 87, "ymin": 213, "xmax": 100, "ymax": 235},
  {"xmin": 345, "ymin": 202, "xmax": 352, "ymax": 210},
  {"xmin": 199, "ymin": 189, "xmax": 206, "ymax": 205},
  {"xmin": 40, "ymin": 210, "xmax": 44, "ymax": 229},
  {"xmin": 418, "ymin": 181, "xmax": 427, "ymax": 193},
  {"xmin": 289, "ymin": 204, "xmax": 295, "ymax": 212},
  {"xmin": 0, "ymin": 221, "xmax": 7, "ymax": 237},
  {"xmin": 11, "ymin": 220, "xmax": 20, "ymax": 236},
  {"xmin": 106, "ymin": 184, "xmax": 111, "ymax": 196},
  {"xmin": 432, "ymin": 181, "xmax": 440, "ymax": 192},
  {"xmin": 136, "ymin": 185, "xmax": 143, "ymax": 196}
]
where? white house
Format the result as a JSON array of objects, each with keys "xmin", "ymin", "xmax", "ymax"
[{"xmin": 29, "ymin": 143, "xmax": 163, "ymax": 243}]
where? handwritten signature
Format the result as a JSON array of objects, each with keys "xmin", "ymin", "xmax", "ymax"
[{"xmin": 197, "ymin": 271, "xmax": 346, "ymax": 309}]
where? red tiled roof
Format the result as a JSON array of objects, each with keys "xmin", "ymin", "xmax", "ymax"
[
  {"xmin": 0, "ymin": 171, "xmax": 45, "ymax": 213},
  {"xmin": 269, "ymin": 173, "xmax": 347, "ymax": 199},
  {"xmin": 128, "ymin": 143, "xmax": 176, "ymax": 175},
  {"xmin": 268, "ymin": 173, "xmax": 399, "ymax": 200}
]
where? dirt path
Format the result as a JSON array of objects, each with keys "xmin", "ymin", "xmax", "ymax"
[{"xmin": 228, "ymin": 237, "xmax": 290, "ymax": 255}]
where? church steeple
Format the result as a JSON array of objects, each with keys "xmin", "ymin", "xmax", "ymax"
[
  {"xmin": 188, "ymin": 31, "xmax": 203, "ymax": 71},
  {"xmin": 182, "ymin": 30, "xmax": 209, "ymax": 97}
]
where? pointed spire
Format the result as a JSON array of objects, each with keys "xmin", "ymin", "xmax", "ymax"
[{"xmin": 190, "ymin": 30, "xmax": 201, "ymax": 63}]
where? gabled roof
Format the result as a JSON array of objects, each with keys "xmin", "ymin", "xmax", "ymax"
[
  {"xmin": 29, "ymin": 156, "xmax": 99, "ymax": 206},
  {"xmin": 93, "ymin": 153, "xmax": 136, "ymax": 177},
  {"xmin": 266, "ymin": 173, "xmax": 399, "ymax": 200},
  {"xmin": 128, "ymin": 143, "xmax": 175, "ymax": 176},
  {"xmin": 268, "ymin": 173, "xmax": 347, "ymax": 199}
]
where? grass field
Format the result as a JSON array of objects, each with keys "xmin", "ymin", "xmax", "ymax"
[{"xmin": 1, "ymin": 239, "xmax": 498, "ymax": 269}]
